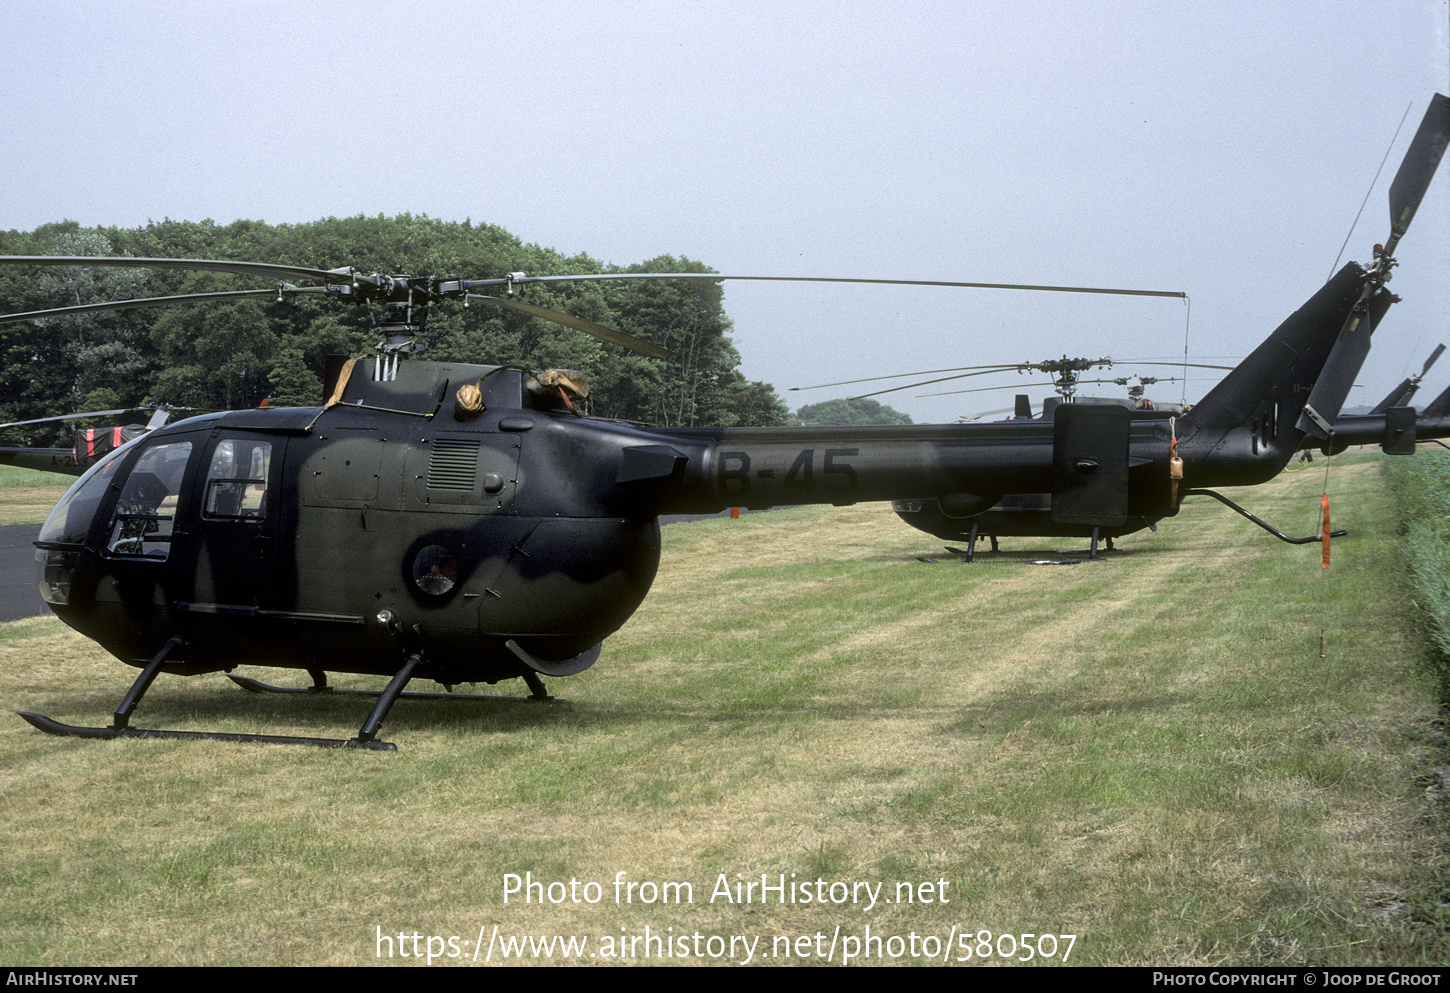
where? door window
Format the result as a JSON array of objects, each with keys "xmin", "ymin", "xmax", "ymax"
[
  {"xmin": 106, "ymin": 441, "xmax": 192, "ymax": 558},
  {"xmin": 202, "ymin": 440, "xmax": 272, "ymax": 521}
]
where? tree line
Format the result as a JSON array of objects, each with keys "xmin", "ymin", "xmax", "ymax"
[{"xmin": 0, "ymin": 215, "xmax": 802, "ymax": 445}]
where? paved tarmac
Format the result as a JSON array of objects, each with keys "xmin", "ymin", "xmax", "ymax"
[{"xmin": 0, "ymin": 524, "xmax": 47, "ymax": 622}]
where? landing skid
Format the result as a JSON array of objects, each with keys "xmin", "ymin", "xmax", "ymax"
[
  {"xmin": 16, "ymin": 711, "xmax": 395, "ymax": 750},
  {"xmin": 15, "ymin": 641, "xmax": 552, "ymax": 750},
  {"xmin": 942, "ymin": 523, "xmax": 1114, "ymax": 563}
]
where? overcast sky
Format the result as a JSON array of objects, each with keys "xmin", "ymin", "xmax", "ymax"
[{"xmin": 3, "ymin": 0, "xmax": 1447, "ymax": 423}]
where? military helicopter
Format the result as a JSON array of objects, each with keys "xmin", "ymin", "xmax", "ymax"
[
  {"xmin": 0, "ymin": 406, "xmax": 180, "ymax": 473},
  {"xmin": 886, "ymin": 341, "xmax": 1450, "ymax": 560},
  {"xmin": 2, "ymin": 94, "xmax": 1447, "ymax": 750},
  {"xmin": 794, "ymin": 359, "xmax": 1268, "ymax": 560},
  {"xmin": 887, "ymin": 379, "xmax": 1189, "ymax": 561}
]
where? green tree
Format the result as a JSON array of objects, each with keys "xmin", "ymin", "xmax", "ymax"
[
  {"xmin": 795, "ymin": 397, "xmax": 913, "ymax": 426},
  {"xmin": 267, "ymin": 346, "xmax": 323, "ymax": 407},
  {"xmin": 38, "ymin": 231, "xmax": 150, "ymax": 405},
  {"xmin": 17, "ymin": 232, "xmax": 153, "ymax": 441},
  {"xmin": 149, "ymin": 299, "xmax": 277, "ymax": 409},
  {"xmin": 0, "ymin": 216, "xmax": 794, "ymax": 429}
]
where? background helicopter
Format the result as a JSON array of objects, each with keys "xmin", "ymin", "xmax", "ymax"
[
  {"xmin": 0, "ymin": 262, "xmax": 1192, "ymax": 748},
  {"xmin": 2, "ymin": 93, "xmax": 1446, "ymax": 750},
  {"xmin": 896, "ymin": 374, "xmax": 1198, "ymax": 560},
  {"xmin": 1370, "ymin": 343, "xmax": 1445, "ymax": 413},
  {"xmin": 793, "ymin": 357, "xmax": 1235, "ymax": 559},
  {"xmin": 865, "ymin": 353, "xmax": 1449, "ymax": 562},
  {"xmin": 0, "ymin": 406, "xmax": 185, "ymax": 474},
  {"xmin": 908, "ymin": 343, "xmax": 1450, "ymax": 558}
]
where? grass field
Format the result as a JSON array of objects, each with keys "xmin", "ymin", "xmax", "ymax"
[
  {"xmin": 0, "ymin": 453, "xmax": 1444, "ymax": 966},
  {"xmin": 0, "ymin": 465, "xmax": 71, "ymax": 527}
]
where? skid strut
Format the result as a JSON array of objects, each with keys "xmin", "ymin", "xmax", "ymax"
[
  {"xmin": 352, "ymin": 654, "xmax": 421, "ymax": 747},
  {"xmin": 228, "ymin": 669, "xmax": 556, "ymax": 702},
  {"xmin": 16, "ymin": 644, "xmax": 467, "ymax": 750},
  {"xmin": 946, "ymin": 526, "xmax": 1114, "ymax": 564}
]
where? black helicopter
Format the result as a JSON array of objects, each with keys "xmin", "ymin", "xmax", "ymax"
[
  {"xmin": 884, "ymin": 364, "xmax": 1430, "ymax": 562},
  {"xmin": 0, "ymin": 406, "xmax": 177, "ymax": 474},
  {"xmin": 794, "ymin": 358, "xmax": 1230, "ymax": 559},
  {"xmin": 3, "ymin": 93, "xmax": 1447, "ymax": 750},
  {"xmin": 886, "ymin": 341, "xmax": 1450, "ymax": 560}
]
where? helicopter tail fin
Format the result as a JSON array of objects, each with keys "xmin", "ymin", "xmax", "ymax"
[
  {"xmin": 1178, "ymin": 93, "xmax": 1450, "ymax": 477},
  {"xmin": 1175, "ymin": 263, "xmax": 1385, "ymax": 474}
]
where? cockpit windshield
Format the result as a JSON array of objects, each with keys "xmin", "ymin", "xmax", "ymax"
[{"xmin": 37, "ymin": 436, "xmax": 142, "ymax": 548}]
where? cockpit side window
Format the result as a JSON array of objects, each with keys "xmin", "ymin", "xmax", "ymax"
[
  {"xmin": 202, "ymin": 439, "xmax": 271, "ymax": 521},
  {"xmin": 106, "ymin": 441, "xmax": 192, "ymax": 558}
]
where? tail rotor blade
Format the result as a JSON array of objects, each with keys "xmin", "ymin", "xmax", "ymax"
[
  {"xmin": 1422, "ymin": 343, "xmax": 1445, "ymax": 377},
  {"xmin": 1299, "ymin": 289, "xmax": 1397, "ymax": 438},
  {"xmin": 1384, "ymin": 93, "xmax": 1450, "ymax": 256}
]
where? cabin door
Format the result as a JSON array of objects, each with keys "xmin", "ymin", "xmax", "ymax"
[{"xmin": 183, "ymin": 433, "xmax": 288, "ymax": 612}]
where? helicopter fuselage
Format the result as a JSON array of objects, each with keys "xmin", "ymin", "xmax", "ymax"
[{"xmin": 33, "ymin": 341, "xmax": 1323, "ymax": 689}]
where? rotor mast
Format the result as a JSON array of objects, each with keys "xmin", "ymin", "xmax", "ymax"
[{"xmin": 322, "ymin": 272, "xmax": 439, "ymax": 378}]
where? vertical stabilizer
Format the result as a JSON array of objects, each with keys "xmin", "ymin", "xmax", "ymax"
[
  {"xmin": 1179, "ymin": 93, "xmax": 1449, "ymax": 478},
  {"xmin": 1178, "ymin": 264, "xmax": 1375, "ymax": 467}
]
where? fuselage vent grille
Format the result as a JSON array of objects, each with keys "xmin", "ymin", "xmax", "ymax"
[{"xmin": 427, "ymin": 438, "xmax": 480, "ymax": 491}]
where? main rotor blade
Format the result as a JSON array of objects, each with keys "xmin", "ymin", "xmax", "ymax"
[
  {"xmin": 0, "ymin": 286, "xmax": 327, "ymax": 326},
  {"xmin": 466, "ymin": 294, "xmax": 675, "ymax": 359},
  {"xmin": 922, "ymin": 376, "xmax": 1197, "ymax": 399},
  {"xmin": 918, "ymin": 378, "xmax": 1075, "ymax": 398},
  {"xmin": 792, "ymin": 363, "xmax": 1029, "ymax": 391},
  {"xmin": 2, "ymin": 259, "xmax": 1188, "ymax": 300},
  {"xmin": 842, "ymin": 357, "xmax": 1234, "ymax": 401},
  {"xmin": 2, "ymin": 258, "xmax": 1189, "ymax": 305},
  {"xmin": 0, "ymin": 255, "xmax": 355, "ymax": 283},
  {"xmin": 471, "ymin": 272, "xmax": 1188, "ymax": 299},
  {"xmin": 842, "ymin": 358, "xmax": 1116, "ymax": 400},
  {"xmin": 848, "ymin": 366, "xmax": 1036, "ymax": 400},
  {"xmin": 1115, "ymin": 359, "xmax": 1236, "ymax": 372},
  {"xmin": 1384, "ymin": 92, "xmax": 1450, "ymax": 256},
  {"xmin": 917, "ymin": 377, "xmax": 1130, "ymax": 398},
  {"xmin": 0, "ymin": 409, "xmax": 135, "ymax": 430}
]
